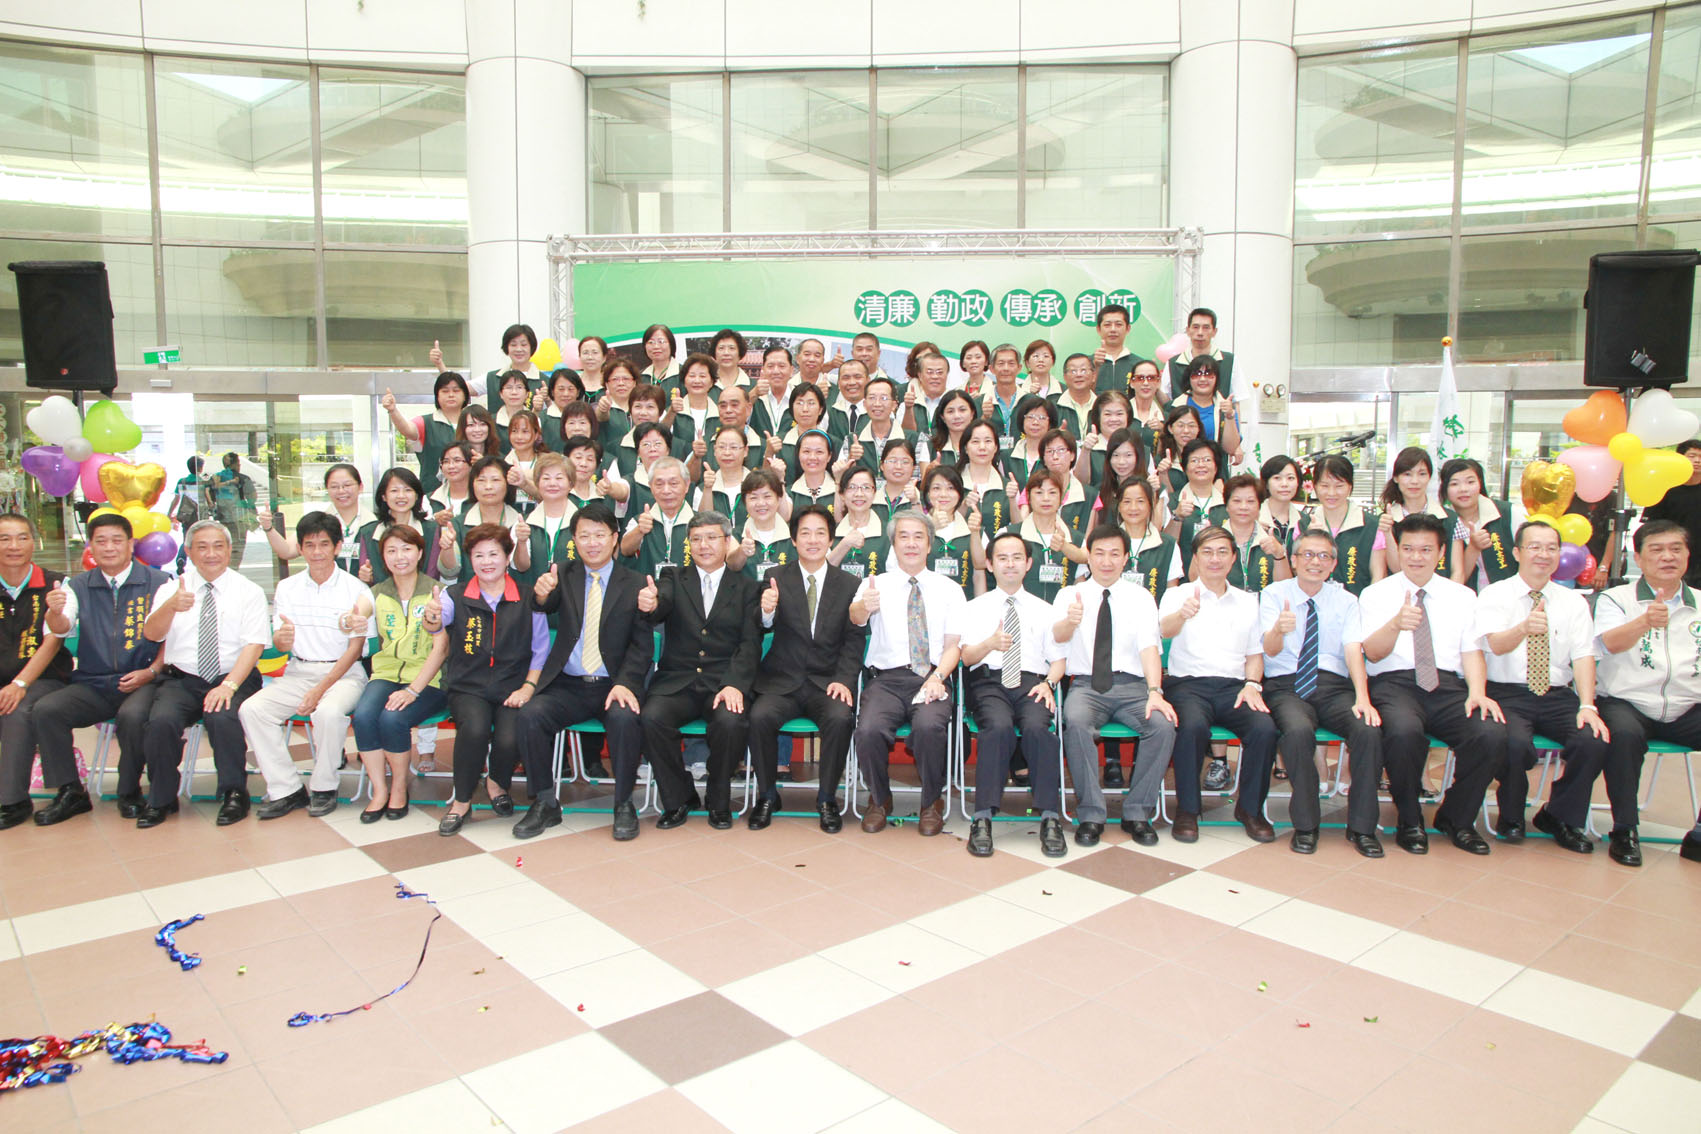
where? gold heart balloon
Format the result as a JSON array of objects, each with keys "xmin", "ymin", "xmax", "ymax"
[
  {"xmin": 1519, "ymin": 460, "xmax": 1575, "ymax": 518},
  {"xmin": 98, "ymin": 461, "xmax": 167, "ymax": 510}
]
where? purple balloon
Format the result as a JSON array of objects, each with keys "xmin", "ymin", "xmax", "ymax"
[
  {"xmin": 134, "ymin": 531, "xmax": 178, "ymax": 568},
  {"xmin": 1554, "ymin": 542, "xmax": 1588, "ymax": 581},
  {"xmin": 21, "ymin": 445, "xmax": 81, "ymax": 497}
]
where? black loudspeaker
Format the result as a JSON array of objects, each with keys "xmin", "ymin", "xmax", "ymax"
[
  {"xmin": 6, "ymin": 260, "xmax": 119, "ymax": 393},
  {"xmin": 1583, "ymin": 249, "xmax": 1700, "ymax": 389}
]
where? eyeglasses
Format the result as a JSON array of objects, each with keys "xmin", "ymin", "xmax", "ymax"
[{"xmin": 1295, "ymin": 550, "xmax": 1336, "ymax": 562}]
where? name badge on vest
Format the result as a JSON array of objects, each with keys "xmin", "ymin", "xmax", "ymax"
[
  {"xmin": 999, "ymin": 434, "xmax": 1014, "ymax": 450},
  {"xmin": 1038, "ymin": 563, "xmax": 1065, "ymax": 585},
  {"xmin": 842, "ymin": 562, "xmax": 867, "ymax": 578},
  {"xmin": 932, "ymin": 557, "xmax": 960, "ymax": 579},
  {"xmin": 755, "ymin": 559, "xmax": 777, "ymax": 579},
  {"xmin": 1121, "ymin": 568, "xmax": 1141, "ymax": 585}
]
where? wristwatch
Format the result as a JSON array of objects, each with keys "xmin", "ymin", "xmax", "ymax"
[{"xmin": 1242, "ymin": 680, "xmax": 1263, "ymax": 691}]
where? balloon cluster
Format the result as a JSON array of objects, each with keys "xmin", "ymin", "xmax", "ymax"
[{"xmin": 22, "ymin": 396, "xmax": 177, "ymax": 567}]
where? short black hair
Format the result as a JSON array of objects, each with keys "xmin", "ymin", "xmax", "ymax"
[
  {"xmin": 87, "ymin": 512, "xmax": 133, "ymax": 539},
  {"xmin": 501, "ymin": 323, "xmax": 538, "ymax": 354},
  {"xmin": 434, "ymin": 371, "xmax": 472, "ymax": 410},
  {"xmin": 1514, "ymin": 520, "xmax": 1560, "ymax": 548},
  {"xmin": 985, "ymin": 529, "xmax": 1029, "ymax": 559},
  {"xmin": 1097, "ymin": 303, "xmax": 1131, "ymax": 327},
  {"xmin": 572, "ymin": 500, "xmax": 619, "ymax": 537},
  {"xmin": 763, "ymin": 344, "xmax": 793, "ymax": 366},
  {"xmin": 1187, "ymin": 307, "xmax": 1217, "ymax": 329},
  {"xmin": 1676, "ymin": 439, "xmax": 1701, "ymax": 457},
  {"xmin": 296, "ymin": 511, "xmax": 344, "ymax": 546},
  {"xmin": 790, "ymin": 504, "xmax": 835, "ymax": 541},
  {"xmin": 1313, "ymin": 454, "xmax": 1355, "ymax": 489},
  {"xmin": 1635, "ymin": 518, "xmax": 1690, "ymax": 552},
  {"xmin": 1392, "ymin": 512, "xmax": 1447, "ymax": 546},
  {"xmin": 1085, "ymin": 523, "xmax": 1130, "ymax": 554},
  {"xmin": 709, "ymin": 328, "xmax": 747, "ymax": 357}
]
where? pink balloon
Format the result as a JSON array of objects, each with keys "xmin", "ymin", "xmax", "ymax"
[
  {"xmin": 1558, "ymin": 445, "xmax": 1622, "ymax": 504},
  {"xmin": 560, "ymin": 340, "xmax": 581, "ymax": 369},
  {"xmin": 80, "ymin": 453, "xmax": 120, "ymax": 503},
  {"xmin": 1154, "ymin": 333, "xmax": 1189, "ymax": 364}
]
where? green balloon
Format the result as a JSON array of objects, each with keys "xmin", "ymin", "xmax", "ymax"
[{"xmin": 83, "ymin": 398, "xmax": 142, "ymax": 455}]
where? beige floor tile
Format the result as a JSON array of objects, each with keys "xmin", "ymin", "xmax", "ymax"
[{"xmin": 677, "ymin": 1040, "xmax": 886, "ymax": 1134}]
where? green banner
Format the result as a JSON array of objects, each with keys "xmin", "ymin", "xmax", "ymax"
[{"xmin": 572, "ymin": 256, "xmax": 1174, "ymax": 363}]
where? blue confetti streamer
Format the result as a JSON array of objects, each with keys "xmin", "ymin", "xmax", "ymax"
[
  {"xmin": 287, "ymin": 884, "xmax": 442, "ymax": 1027},
  {"xmin": 154, "ymin": 915, "xmax": 204, "ymax": 971},
  {"xmin": 1, "ymin": 1022, "xmax": 227, "ymax": 1092}
]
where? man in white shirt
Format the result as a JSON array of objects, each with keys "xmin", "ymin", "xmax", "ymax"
[
  {"xmin": 1052, "ymin": 525, "xmax": 1176, "ymax": 847},
  {"xmin": 1347, "ymin": 513, "xmax": 1506, "ymax": 855},
  {"xmin": 240, "ymin": 513, "xmax": 373, "ymax": 821},
  {"xmin": 1473, "ymin": 520, "xmax": 1611, "ymax": 855},
  {"xmin": 848, "ymin": 512, "xmax": 965, "ymax": 835},
  {"xmin": 952, "ymin": 531, "xmax": 1068, "ymax": 858},
  {"xmin": 137, "ymin": 520, "xmax": 269, "ymax": 828},
  {"xmin": 1595, "ymin": 520, "xmax": 1701, "ymax": 866},
  {"xmin": 1160, "ymin": 526, "xmax": 1278, "ymax": 843},
  {"xmin": 1259, "ymin": 530, "xmax": 1385, "ymax": 857}
]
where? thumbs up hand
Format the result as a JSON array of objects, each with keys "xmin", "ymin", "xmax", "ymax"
[
  {"xmin": 1393, "ymin": 593, "xmax": 1423, "ymax": 632},
  {"xmin": 429, "ymin": 340, "xmax": 444, "ymax": 370},
  {"xmin": 381, "ymin": 387, "xmax": 396, "ymax": 412},
  {"xmin": 861, "ymin": 580, "xmax": 882, "ymax": 614},
  {"xmin": 46, "ymin": 579, "xmax": 67, "ymax": 614},
  {"xmin": 533, "ymin": 563, "xmax": 559, "ymax": 602},
  {"xmin": 1066, "ymin": 589, "xmax": 1084, "ymax": 628},
  {"xmin": 637, "ymin": 574, "xmax": 659, "ymax": 613},
  {"xmin": 1178, "ymin": 583, "xmax": 1202, "ymax": 621},
  {"xmin": 1469, "ymin": 522, "xmax": 1493, "ymax": 551},
  {"xmin": 423, "ymin": 585, "xmax": 444, "ymax": 627},
  {"xmin": 760, "ymin": 576, "xmax": 779, "ymax": 616},
  {"xmin": 1276, "ymin": 601, "xmax": 1296, "ymax": 635},
  {"xmin": 1646, "ymin": 600, "xmax": 1671, "ymax": 630},
  {"xmin": 1525, "ymin": 594, "xmax": 1549, "ymax": 638},
  {"xmin": 275, "ymin": 613, "xmax": 296, "ymax": 653},
  {"xmin": 169, "ymin": 575, "xmax": 196, "ymax": 613}
]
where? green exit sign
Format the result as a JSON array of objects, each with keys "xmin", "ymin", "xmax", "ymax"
[{"xmin": 143, "ymin": 345, "xmax": 180, "ymax": 365}]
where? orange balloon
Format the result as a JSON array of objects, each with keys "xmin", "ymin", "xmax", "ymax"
[{"xmin": 1561, "ymin": 390, "xmax": 1628, "ymax": 446}]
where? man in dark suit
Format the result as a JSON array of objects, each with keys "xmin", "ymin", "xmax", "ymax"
[
  {"xmin": 514, "ymin": 502, "xmax": 653, "ymax": 840},
  {"xmin": 748, "ymin": 505, "xmax": 867, "ymax": 833},
  {"xmin": 638, "ymin": 510, "xmax": 763, "ymax": 831}
]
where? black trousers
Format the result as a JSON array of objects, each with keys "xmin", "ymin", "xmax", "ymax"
[
  {"xmin": 515, "ymin": 676, "xmax": 643, "ymax": 801},
  {"xmin": 852, "ymin": 668, "xmax": 952, "ymax": 810},
  {"xmin": 33, "ymin": 680, "xmax": 159, "ymax": 798},
  {"xmin": 1368, "ymin": 670, "xmax": 1505, "ymax": 829},
  {"xmin": 446, "ymin": 692, "xmax": 520, "ymax": 805},
  {"xmin": 1168, "ymin": 675, "xmax": 1278, "ymax": 815},
  {"xmin": 1598, "ymin": 697, "xmax": 1701, "ymax": 831},
  {"xmin": 0, "ymin": 678, "xmax": 66, "ymax": 805},
  {"xmin": 142, "ymin": 669, "xmax": 261, "ymax": 807},
  {"xmin": 1265, "ymin": 671, "xmax": 1382, "ymax": 835},
  {"xmin": 642, "ymin": 680, "xmax": 751, "ymax": 812},
  {"xmin": 1488, "ymin": 681, "xmax": 1609, "ymax": 828},
  {"xmin": 749, "ymin": 684, "xmax": 855, "ymax": 806},
  {"xmin": 965, "ymin": 670, "xmax": 1059, "ymax": 816}
]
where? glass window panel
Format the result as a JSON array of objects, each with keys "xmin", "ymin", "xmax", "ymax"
[
  {"xmin": 1024, "ymin": 66, "xmax": 1167, "ymax": 228},
  {"xmin": 0, "ymin": 41, "xmax": 152, "ymax": 239},
  {"xmin": 1292, "ymin": 236, "xmax": 1452, "ymax": 366},
  {"xmin": 588, "ymin": 75, "xmax": 723, "ymax": 234},
  {"xmin": 1457, "ymin": 225, "xmax": 1637, "ymax": 362},
  {"xmin": 1643, "ymin": 219, "xmax": 1701, "ymax": 377},
  {"xmin": 877, "ymin": 68, "xmax": 1018, "ymax": 230},
  {"xmin": 318, "ymin": 69, "xmax": 467, "ymax": 246},
  {"xmin": 0, "ymin": 238, "xmax": 156, "ymax": 367},
  {"xmin": 323, "ymin": 249, "xmax": 467, "ymax": 368},
  {"xmin": 1294, "ymin": 44, "xmax": 1458, "ymax": 238},
  {"xmin": 730, "ymin": 71, "xmax": 869, "ymax": 232},
  {"xmin": 1461, "ymin": 17, "xmax": 1651, "ymax": 228},
  {"xmin": 1288, "ymin": 398, "xmax": 1390, "ymax": 507},
  {"xmin": 162, "ymin": 244, "xmax": 315, "ymax": 367},
  {"xmin": 1650, "ymin": 7, "xmax": 1701, "ymax": 217},
  {"xmin": 154, "ymin": 57, "xmax": 314, "ymax": 243},
  {"xmin": 1392, "ymin": 390, "xmax": 1506, "ymax": 492}
]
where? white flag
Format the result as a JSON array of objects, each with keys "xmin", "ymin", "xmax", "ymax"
[{"xmin": 1430, "ymin": 345, "xmax": 1462, "ymax": 463}]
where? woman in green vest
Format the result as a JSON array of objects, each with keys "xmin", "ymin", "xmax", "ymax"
[
  {"xmin": 1213, "ymin": 474, "xmax": 1291, "ymax": 593},
  {"xmin": 776, "ymin": 384, "xmax": 831, "ymax": 482},
  {"xmin": 1298, "ymin": 454, "xmax": 1382, "ymax": 594},
  {"xmin": 1034, "ymin": 428, "xmax": 1091, "ymax": 544},
  {"xmin": 492, "ymin": 370, "xmax": 535, "ymax": 450},
  {"xmin": 621, "ymin": 422, "xmax": 675, "ymax": 519},
  {"xmin": 1441, "ymin": 457, "xmax": 1521, "ymax": 590},
  {"xmin": 730, "ymin": 468, "xmax": 795, "ymax": 581},
  {"xmin": 920, "ymin": 463, "xmax": 984, "ymax": 597},
  {"xmin": 1258, "ymin": 455, "xmax": 1305, "ymax": 561},
  {"xmin": 538, "ymin": 369, "xmax": 585, "ymax": 453},
  {"xmin": 1377, "ymin": 446, "xmax": 1461, "ymax": 579},
  {"xmin": 924, "ymin": 388, "xmax": 978, "ymax": 472},
  {"xmin": 575, "ymin": 335, "xmax": 608, "ymax": 405},
  {"xmin": 457, "ymin": 404, "xmax": 500, "ymax": 463},
  {"xmin": 483, "ymin": 323, "xmax": 542, "ymax": 413},
  {"xmin": 596, "ymin": 356, "xmax": 640, "ymax": 451},
  {"xmin": 385, "ymin": 371, "xmax": 472, "ymax": 499},
  {"xmin": 698, "ymin": 426, "xmax": 753, "ymax": 527},
  {"xmin": 1004, "ymin": 394, "xmax": 1057, "ymax": 486},
  {"xmin": 829, "ymin": 465, "xmax": 888, "ymax": 581},
  {"xmin": 1158, "ymin": 404, "xmax": 1205, "ymax": 496},
  {"xmin": 1127, "ymin": 358, "xmax": 1168, "ymax": 464},
  {"xmin": 786, "ymin": 429, "xmax": 838, "ymax": 518},
  {"xmin": 1114, "ymin": 478, "xmax": 1181, "ymax": 600},
  {"xmin": 1012, "ymin": 468, "xmax": 1086, "ymax": 603},
  {"xmin": 639, "ymin": 323, "xmax": 682, "ymax": 393},
  {"xmin": 355, "ymin": 467, "xmax": 449, "ymax": 586},
  {"xmin": 1091, "ymin": 428, "xmax": 1157, "ymax": 530},
  {"xmin": 442, "ymin": 456, "xmax": 524, "ymax": 585},
  {"xmin": 1074, "ymin": 391, "xmax": 1133, "ymax": 492},
  {"xmin": 959, "ymin": 419, "xmax": 1020, "ymax": 535},
  {"xmin": 874, "ymin": 437, "xmax": 921, "ymax": 523},
  {"xmin": 427, "ymin": 442, "xmax": 474, "ymax": 521},
  {"xmin": 1165, "ymin": 437, "xmax": 1226, "ymax": 566},
  {"xmin": 512, "ymin": 452, "xmax": 581, "ymax": 592}
]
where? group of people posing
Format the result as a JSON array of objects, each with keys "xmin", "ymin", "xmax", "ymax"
[{"xmin": 3, "ymin": 304, "xmax": 1697, "ymax": 869}]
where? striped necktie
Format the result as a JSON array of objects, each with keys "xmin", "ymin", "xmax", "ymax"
[
  {"xmin": 197, "ymin": 582, "xmax": 219, "ymax": 682},
  {"xmin": 582, "ymin": 574, "xmax": 603, "ymax": 674},
  {"xmin": 1002, "ymin": 596, "xmax": 1022, "ymax": 689},
  {"xmin": 1411, "ymin": 590, "xmax": 1439, "ymax": 692},
  {"xmin": 907, "ymin": 577, "xmax": 929, "ymax": 674},
  {"xmin": 1295, "ymin": 597, "xmax": 1320, "ymax": 699}
]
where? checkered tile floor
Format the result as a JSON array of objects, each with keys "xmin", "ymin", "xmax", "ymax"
[{"xmin": 4, "ymin": 732, "xmax": 1700, "ymax": 1133}]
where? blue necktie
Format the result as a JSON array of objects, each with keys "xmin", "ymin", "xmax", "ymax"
[{"xmin": 1294, "ymin": 597, "xmax": 1319, "ymax": 699}]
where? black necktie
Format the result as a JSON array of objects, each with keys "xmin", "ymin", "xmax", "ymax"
[{"xmin": 1091, "ymin": 589, "xmax": 1113, "ymax": 693}]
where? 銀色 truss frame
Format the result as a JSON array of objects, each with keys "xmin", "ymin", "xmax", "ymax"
[{"xmin": 546, "ymin": 229, "xmax": 1203, "ymax": 347}]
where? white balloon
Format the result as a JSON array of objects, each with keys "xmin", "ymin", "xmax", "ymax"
[
  {"xmin": 25, "ymin": 395, "xmax": 84, "ymax": 445},
  {"xmin": 62, "ymin": 437, "xmax": 94, "ymax": 462},
  {"xmin": 1627, "ymin": 388, "xmax": 1701, "ymax": 449}
]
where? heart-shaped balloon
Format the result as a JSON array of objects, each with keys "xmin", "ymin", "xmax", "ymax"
[
  {"xmin": 1626, "ymin": 389, "xmax": 1701, "ymax": 449},
  {"xmin": 21, "ymin": 444, "xmax": 82, "ymax": 496},
  {"xmin": 98, "ymin": 460, "xmax": 167, "ymax": 510},
  {"xmin": 1608, "ymin": 432, "xmax": 1694, "ymax": 507},
  {"xmin": 1561, "ymin": 390, "xmax": 1628, "ymax": 446},
  {"xmin": 82, "ymin": 398, "xmax": 142, "ymax": 454},
  {"xmin": 1520, "ymin": 460, "xmax": 1575, "ymax": 518},
  {"xmin": 80, "ymin": 453, "xmax": 120, "ymax": 502},
  {"xmin": 1154, "ymin": 332, "xmax": 1188, "ymax": 364},
  {"xmin": 25, "ymin": 395, "xmax": 84, "ymax": 445},
  {"xmin": 1558, "ymin": 445, "xmax": 1621, "ymax": 503}
]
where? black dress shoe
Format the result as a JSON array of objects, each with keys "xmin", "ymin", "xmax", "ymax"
[
  {"xmin": 656, "ymin": 802, "xmax": 692, "ymax": 830},
  {"xmin": 1039, "ymin": 816, "xmax": 1067, "ymax": 858},
  {"xmin": 359, "ymin": 805, "xmax": 388, "ymax": 824},
  {"xmin": 1608, "ymin": 828, "xmax": 1642, "ymax": 867},
  {"xmin": 1074, "ymin": 820, "xmax": 1103, "ymax": 847},
  {"xmin": 116, "ymin": 793, "xmax": 145, "ymax": 819},
  {"xmin": 1290, "ymin": 827, "xmax": 1319, "ymax": 855},
  {"xmin": 307, "ymin": 790, "xmax": 338, "ymax": 818},
  {"xmin": 385, "ymin": 801, "xmax": 410, "ymax": 820},
  {"xmin": 1494, "ymin": 819, "xmax": 1526, "ymax": 843},
  {"xmin": 612, "ymin": 800, "xmax": 639, "ymax": 841},
  {"xmin": 1531, "ymin": 808, "xmax": 1593, "ymax": 855},
  {"xmin": 0, "ymin": 800, "xmax": 32, "ymax": 829},
  {"xmin": 1345, "ymin": 830, "xmax": 1385, "ymax": 859},
  {"xmin": 1009, "ymin": 769, "xmax": 1030, "ymax": 788},
  {"xmin": 746, "ymin": 798, "xmax": 775, "ymax": 831},
  {"xmin": 967, "ymin": 817, "xmax": 994, "ymax": 857},
  {"xmin": 1120, "ymin": 818, "xmax": 1159, "ymax": 847},
  {"xmin": 33, "ymin": 785, "xmax": 92, "ymax": 827},
  {"xmin": 257, "ymin": 788, "xmax": 309, "ymax": 821},
  {"xmin": 513, "ymin": 799, "xmax": 562, "ymax": 839},
  {"xmin": 136, "ymin": 800, "xmax": 179, "ymax": 828},
  {"xmin": 215, "ymin": 789, "xmax": 248, "ymax": 826},
  {"xmin": 1434, "ymin": 816, "xmax": 1491, "ymax": 856},
  {"xmin": 1684, "ymin": 831, "xmax": 1701, "ymax": 863},
  {"xmin": 489, "ymin": 793, "xmax": 515, "ymax": 818},
  {"xmin": 582, "ymin": 759, "xmax": 609, "ymax": 779},
  {"xmin": 708, "ymin": 809, "xmax": 733, "ymax": 830},
  {"xmin": 817, "ymin": 801, "xmax": 843, "ymax": 834},
  {"xmin": 1395, "ymin": 824, "xmax": 1429, "ymax": 855},
  {"xmin": 438, "ymin": 808, "xmax": 468, "ymax": 836},
  {"xmin": 1103, "ymin": 762, "xmax": 1125, "ymax": 789}
]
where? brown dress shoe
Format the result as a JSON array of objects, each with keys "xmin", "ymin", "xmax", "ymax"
[
  {"xmin": 1234, "ymin": 805, "xmax": 1276, "ymax": 843},
  {"xmin": 917, "ymin": 798, "xmax": 945, "ymax": 836},
  {"xmin": 861, "ymin": 803, "xmax": 888, "ymax": 833},
  {"xmin": 1171, "ymin": 811, "xmax": 1199, "ymax": 843}
]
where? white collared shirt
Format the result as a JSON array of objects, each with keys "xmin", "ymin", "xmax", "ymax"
[
  {"xmin": 1160, "ymin": 581, "xmax": 1262, "ymax": 679},
  {"xmin": 699, "ymin": 564, "xmax": 726, "ymax": 614},
  {"xmin": 860, "ymin": 567, "xmax": 965, "ymax": 669},
  {"xmin": 1258, "ymin": 577, "xmax": 1357, "ymax": 679},
  {"xmin": 274, "ymin": 567, "xmax": 375, "ymax": 661},
  {"xmin": 1472, "ymin": 575, "xmax": 1595, "ymax": 688},
  {"xmin": 1048, "ymin": 576, "xmax": 1160, "ymax": 678},
  {"xmin": 949, "ymin": 586, "xmax": 1059, "ymax": 676},
  {"xmin": 1347, "ymin": 571, "xmax": 1480, "ymax": 677},
  {"xmin": 150, "ymin": 567, "xmax": 270, "ymax": 674},
  {"xmin": 53, "ymin": 564, "xmax": 136, "ymax": 633}
]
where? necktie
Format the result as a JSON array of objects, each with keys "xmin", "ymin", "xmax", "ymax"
[
  {"xmin": 702, "ymin": 571, "xmax": 716, "ymax": 616},
  {"xmin": 197, "ymin": 582, "xmax": 219, "ymax": 682},
  {"xmin": 1002, "ymin": 596, "xmax": 1022, "ymax": 689},
  {"xmin": 1295, "ymin": 597, "xmax": 1320, "ymax": 699},
  {"xmin": 848, "ymin": 408, "xmax": 860, "ymax": 436},
  {"xmin": 1411, "ymin": 590, "xmax": 1439, "ymax": 692},
  {"xmin": 806, "ymin": 572, "xmax": 818, "ymax": 632},
  {"xmin": 907, "ymin": 577, "xmax": 929, "ymax": 674},
  {"xmin": 582, "ymin": 574, "xmax": 603, "ymax": 673},
  {"xmin": 1526, "ymin": 591, "xmax": 1550, "ymax": 696},
  {"xmin": 1091, "ymin": 589, "xmax": 1113, "ymax": 693}
]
